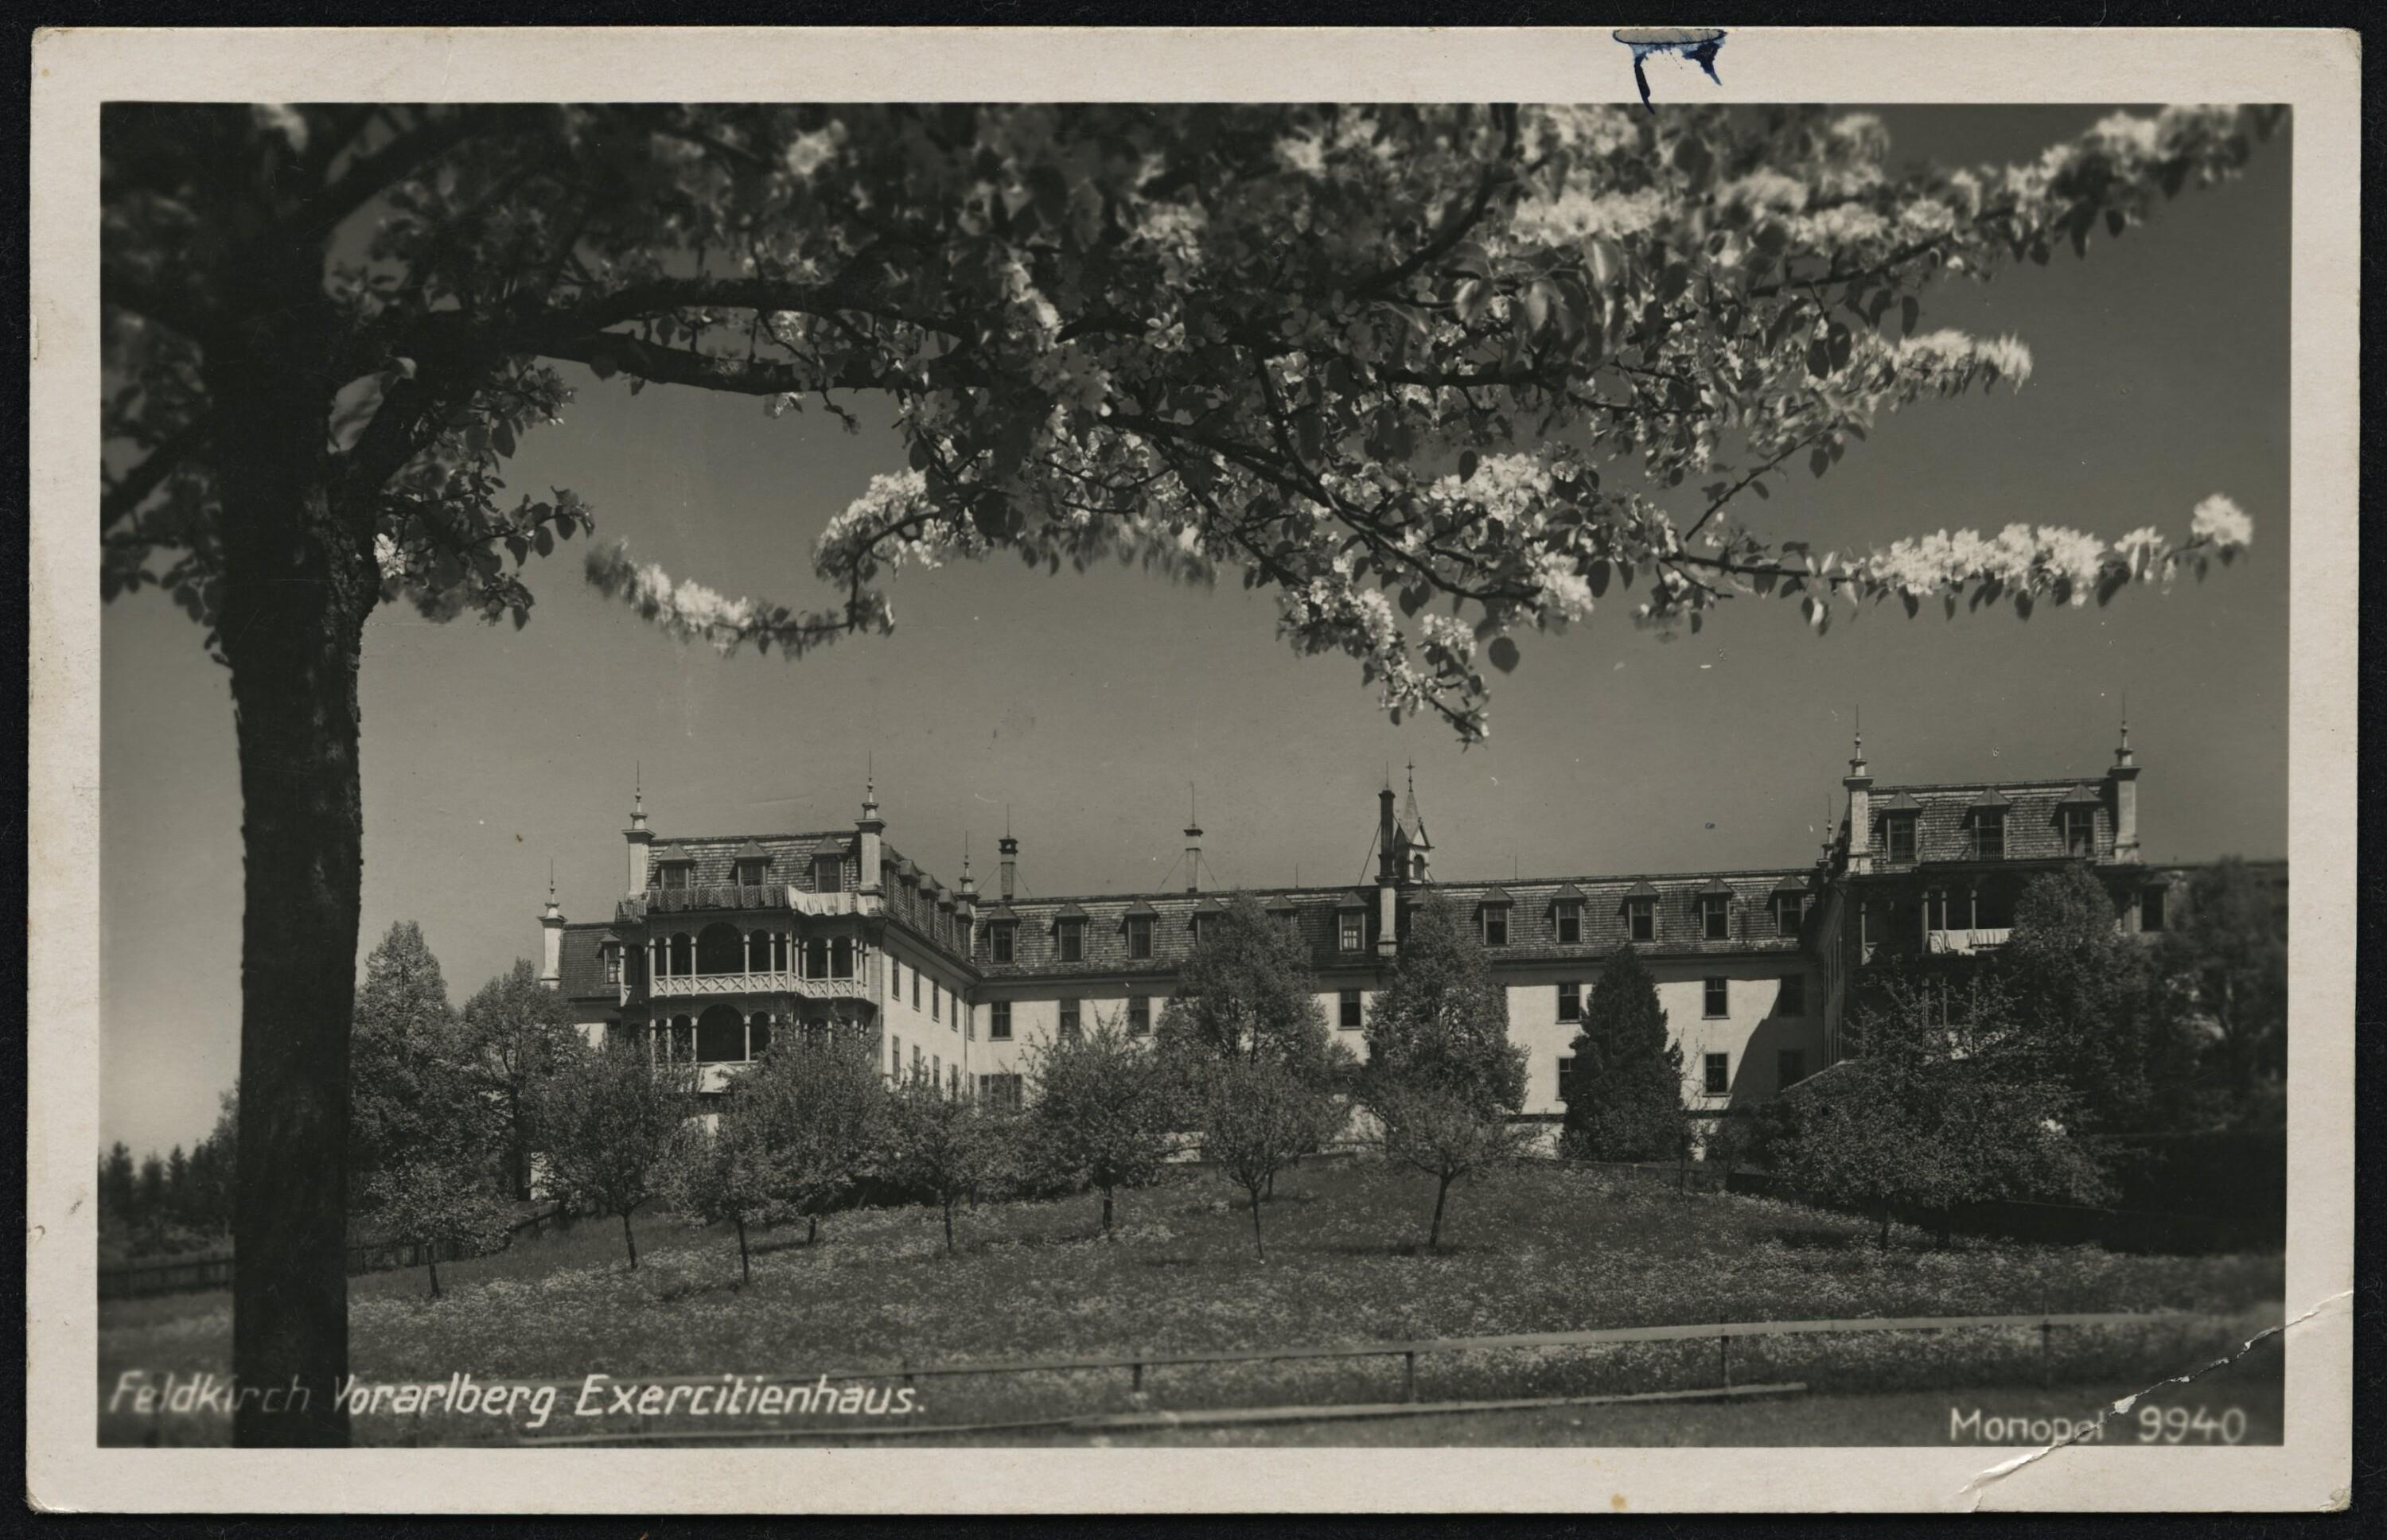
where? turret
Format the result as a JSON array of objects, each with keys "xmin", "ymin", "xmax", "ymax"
[
  {"xmin": 2108, "ymin": 715, "xmax": 2142, "ymax": 863},
  {"xmin": 538, "ymin": 866, "xmax": 565, "ymax": 988},
  {"xmin": 1842, "ymin": 727, "xmax": 1875, "ymax": 875},
  {"xmin": 856, "ymin": 772, "xmax": 886, "ymax": 902},
  {"xmin": 622, "ymin": 775, "xmax": 652, "ymax": 896}
]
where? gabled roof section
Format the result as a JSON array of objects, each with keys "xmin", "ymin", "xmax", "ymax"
[
  {"xmin": 1122, "ymin": 899, "xmax": 1160, "ymax": 916},
  {"xmin": 1878, "ymin": 791, "xmax": 1924, "ymax": 812},
  {"xmin": 1476, "ymin": 886, "xmax": 1513, "ymax": 905},
  {"xmin": 1773, "ymin": 872, "xmax": 1815, "ymax": 892},
  {"xmin": 1696, "ymin": 877, "xmax": 1734, "ymax": 896},
  {"xmin": 1549, "ymin": 883, "xmax": 1587, "ymax": 901},
  {"xmin": 732, "ymin": 838, "xmax": 769, "ymax": 859},
  {"xmin": 1969, "ymin": 787, "xmax": 2015, "ymax": 807},
  {"xmin": 2058, "ymin": 782, "xmax": 2104, "ymax": 805}
]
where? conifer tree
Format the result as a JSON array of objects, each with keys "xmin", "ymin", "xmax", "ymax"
[{"xmin": 1561, "ymin": 945, "xmax": 1688, "ymax": 1161}]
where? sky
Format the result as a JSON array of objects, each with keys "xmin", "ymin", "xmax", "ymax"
[{"xmin": 99, "ymin": 107, "xmax": 2291, "ymax": 1154}]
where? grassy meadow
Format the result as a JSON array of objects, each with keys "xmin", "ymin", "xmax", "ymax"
[{"xmin": 100, "ymin": 1157, "xmax": 2283, "ymax": 1446}]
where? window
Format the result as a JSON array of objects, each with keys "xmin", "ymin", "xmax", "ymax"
[
  {"xmin": 1704, "ymin": 1052, "xmax": 1730, "ymax": 1095},
  {"xmin": 1703, "ymin": 977, "xmax": 1728, "ymax": 1017},
  {"xmin": 890, "ymin": 1033, "xmax": 901, "ymax": 1080},
  {"xmin": 1778, "ymin": 974, "xmax": 1806, "ymax": 1017},
  {"xmin": 668, "ymin": 932, "xmax": 695, "ymax": 976},
  {"xmin": 1883, "ymin": 814, "xmax": 1918, "ymax": 864},
  {"xmin": 2062, "ymin": 806, "xmax": 2097, "ymax": 858},
  {"xmin": 990, "ymin": 1001, "xmax": 1012, "ymax": 1040},
  {"xmin": 1127, "ymin": 915, "xmax": 1154, "ymax": 959},
  {"xmin": 1338, "ymin": 911, "xmax": 1365, "ymax": 952},
  {"xmin": 957, "ymin": 917, "xmax": 972, "ymax": 956},
  {"xmin": 1481, "ymin": 905, "xmax": 1509, "ymax": 947},
  {"xmin": 602, "ymin": 945, "xmax": 621, "ymax": 985},
  {"xmin": 890, "ymin": 959, "xmax": 903, "ymax": 996},
  {"xmin": 913, "ymin": 1044, "xmax": 923, "ymax": 1079},
  {"xmin": 1555, "ymin": 900, "xmax": 1582, "ymax": 945},
  {"xmin": 979, "ymin": 1072, "xmax": 1022, "ymax": 1110},
  {"xmin": 1557, "ymin": 982, "xmax": 1582, "ymax": 1022},
  {"xmin": 1777, "ymin": 1050, "xmax": 1806, "ymax": 1089},
  {"xmin": 949, "ymin": 1064, "xmax": 960, "ymax": 1099},
  {"xmin": 1772, "ymin": 892, "xmax": 1806, "ymax": 938},
  {"xmin": 831, "ymin": 937, "xmax": 855, "ymax": 979},
  {"xmin": 736, "ymin": 858, "xmax": 768, "ymax": 886},
  {"xmin": 1627, "ymin": 897, "xmax": 1655, "ymax": 943},
  {"xmin": 1279, "ymin": 908, "xmax": 1303, "ymax": 934},
  {"xmin": 2140, "ymin": 887, "xmax": 2167, "ymax": 933},
  {"xmin": 1190, "ymin": 912, "xmax": 1215, "ymax": 946},
  {"xmin": 1338, "ymin": 990, "xmax": 1363, "ymax": 1030},
  {"xmin": 1700, "ymin": 895, "xmax": 1730, "ymax": 941},
  {"xmin": 1057, "ymin": 919, "xmax": 1084, "ymax": 963},
  {"xmin": 990, "ymin": 924, "xmax": 1014, "ymax": 964},
  {"xmin": 1128, "ymin": 997, "xmax": 1151, "ymax": 1036},
  {"xmin": 1059, "ymin": 1000, "xmax": 1081, "ymax": 1040},
  {"xmin": 1556, "ymin": 1052, "xmax": 1576, "ymax": 1106},
  {"xmin": 695, "ymin": 1005, "xmax": 746, "ymax": 1064},
  {"xmin": 1966, "ymin": 809, "xmax": 2005, "ymax": 861},
  {"xmin": 660, "ymin": 863, "xmax": 688, "ymax": 891},
  {"xmin": 932, "ymin": 982, "xmax": 940, "ymax": 1021},
  {"xmin": 912, "ymin": 970, "xmax": 921, "ymax": 1011},
  {"xmin": 804, "ymin": 935, "xmax": 829, "ymax": 978},
  {"xmin": 813, "ymin": 854, "xmax": 844, "ymax": 892}
]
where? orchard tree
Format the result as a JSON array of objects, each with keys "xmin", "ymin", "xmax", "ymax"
[
  {"xmin": 1361, "ymin": 896, "xmax": 1532, "ymax": 1252},
  {"xmin": 752, "ymin": 1036, "xmax": 890, "ymax": 1247},
  {"xmin": 458, "ymin": 959, "xmax": 587, "ymax": 1200},
  {"xmin": 1026, "ymin": 1014, "xmax": 1178, "ymax": 1237},
  {"xmin": 103, "ymin": 102, "xmax": 2275, "ymax": 1443},
  {"xmin": 359, "ymin": 1157, "xmax": 512, "ymax": 1299},
  {"xmin": 1194, "ymin": 1056, "xmax": 1346, "ymax": 1261},
  {"xmin": 1560, "ymin": 944, "xmax": 1688, "ymax": 1161},
  {"xmin": 1155, "ymin": 892, "xmax": 1338, "ymax": 1071},
  {"xmin": 878, "ymin": 1075, "xmax": 1010, "ymax": 1255},
  {"xmin": 538, "ymin": 1038, "xmax": 694, "ymax": 1272},
  {"xmin": 656, "ymin": 1085, "xmax": 793, "ymax": 1286}
]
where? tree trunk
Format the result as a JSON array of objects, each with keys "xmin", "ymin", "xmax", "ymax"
[
  {"xmin": 1427, "ymin": 1173, "xmax": 1452, "ymax": 1254},
  {"xmin": 1878, "ymin": 1203, "xmax": 1893, "ymax": 1250},
  {"xmin": 1100, "ymin": 1188, "xmax": 1115, "ymax": 1236},
  {"xmin": 1264, "ymin": 1169, "xmax": 1275, "ymax": 1201},
  {"xmin": 621, "ymin": 1208, "xmax": 639, "ymax": 1270},
  {"xmin": 808, "ymin": 1213, "xmax": 819, "ymax": 1246},
  {"xmin": 219, "ymin": 347, "xmax": 378, "ymax": 1448},
  {"xmin": 1248, "ymin": 1188, "xmax": 1266, "ymax": 1261},
  {"xmin": 426, "ymin": 1256, "xmax": 440, "ymax": 1299},
  {"xmin": 736, "ymin": 1217, "xmax": 750, "ymax": 1285}
]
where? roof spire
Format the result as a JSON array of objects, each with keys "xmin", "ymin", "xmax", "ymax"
[
  {"xmin": 2115, "ymin": 692, "xmax": 2136, "ymax": 768},
  {"xmin": 543, "ymin": 859, "xmax": 561, "ymax": 920},
  {"xmin": 1848, "ymin": 706, "xmax": 1869, "ymax": 778},
  {"xmin": 863, "ymin": 750, "xmax": 879, "ymax": 819},
  {"xmin": 628, "ymin": 762, "xmax": 648, "ymax": 831}
]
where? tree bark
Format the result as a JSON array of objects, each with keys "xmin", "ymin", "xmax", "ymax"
[
  {"xmin": 1248, "ymin": 1188, "xmax": 1266, "ymax": 1261},
  {"xmin": 808, "ymin": 1213, "xmax": 819, "ymax": 1246},
  {"xmin": 621, "ymin": 1208, "xmax": 640, "ymax": 1270},
  {"xmin": 1100, "ymin": 1188, "xmax": 1115, "ymax": 1236},
  {"xmin": 1878, "ymin": 1203, "xmax": 1893, "ymax": 1250},
  {"xmin": 218, "ymin": 318, "xmax": 377, "ymax": 1448}
]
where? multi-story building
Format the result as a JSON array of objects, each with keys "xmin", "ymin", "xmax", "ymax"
[{"xmin": 536, "ymin": 727, "xmax": 2276, "ymax": 1123}]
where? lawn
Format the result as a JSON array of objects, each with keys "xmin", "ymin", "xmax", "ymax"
[{"xmin": 99, "ymin": 1157, "xmax": 2283, "ymax": 1447}]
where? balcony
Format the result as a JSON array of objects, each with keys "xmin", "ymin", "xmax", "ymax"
[
  {"xmin": 648, "ymin": 970, "xmax": 871, "ymax": 1001},
  {"xmin": 621, "ymin": 886, "xmax": 866, "ymax": 921},
  {"xmin": 1926, "ymin": 928, "xmax": 2012, "ymax": 955}
]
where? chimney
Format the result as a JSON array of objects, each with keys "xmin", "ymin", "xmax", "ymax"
[
  {"xmin": 622, "ymin": 776, "xmax": 652, "ymax": 896},
  {"xmin": 1377, "ymin": 784, "xmax": 1398, "ymax": 885},
  {"xmin": 1841, "ymin": 728, "xmax": 1875, "ymax": 875},
  {"xmin": 2109, "ymin": 715, "xmax": 2141, "ymax": 863},
  {"xmin": 999, "ymin": 834, "xmax": 1018, "ymax": 902},
  {"xmin": 538, "ymin": 867, "xmax": 566, "ymax": 989},
  {"xmin": 1183, "ymin": 824, "xmax": 1204, "ymax": 893},
  {"xmin": 856, "ymin": 772, "xmax": 886, "ymax": 904}
]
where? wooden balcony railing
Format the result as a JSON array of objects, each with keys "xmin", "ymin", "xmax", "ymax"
[{"xmin": 647, "ymin": 970, "xmax": 870, "ymax": 1001}]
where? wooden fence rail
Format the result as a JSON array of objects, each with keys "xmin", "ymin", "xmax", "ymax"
[{"xmin": 99, "ymin": 1207, "xmax": 563, "ymax": 1301}]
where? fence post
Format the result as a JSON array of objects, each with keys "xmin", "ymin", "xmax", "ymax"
[
  {"xmin": 1131, "ymin": 1361, "xmax": 1144, "ymax": 1394},
  {"xmin": 2039, "ymin": 1320, "xmax": 2053, "ymax": 1389},
  {"xmin": 1403, "ymin": 1351, "xmax": 1417, "ymax": 1402},
  {"xmin": 1719, "ymin": 1332, "xmax": 1731, "ymax": 1389}
]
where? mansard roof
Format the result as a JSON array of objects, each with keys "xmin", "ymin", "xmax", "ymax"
[
  {"xmin": 556, "ymin": 921, "xmax": 625, "ymax": 1004},
  {"xmin": 1859, "ymin": 778, "xmax": 2118, "ymax": 863}
]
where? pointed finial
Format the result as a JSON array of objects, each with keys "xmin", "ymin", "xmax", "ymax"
[{"xmin": 543, "ymin": 859, "xmax": 561, "ymax": 920}]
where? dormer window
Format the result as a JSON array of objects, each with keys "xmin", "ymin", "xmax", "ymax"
[
  {"xmin": 1626, "ymin": 896, "xmax": 1655, "ymax": 943},
  {"xmin": 1964, "ymin": 808, "xmax": 2005, "ymax": 861},
  {"xmin": 1057, "ymin": 917, "xmax": 1085, "ymax": 962},
  {"xmin": 659, "ymin": 863, "xmax": 689, "ymax": 891},
  {"xmin": 1699, "ymin": 893, "xmax": 1731, "ymax": 941},
  {"xmin": 988, "ymin": 923, "xmax": 1015, "ymax": 964},
  {"xmin": 601, "ymin": 944, "xmax": 622, "ymax": 984},
  {"xmin": 813, "ymin": 854, "xmax": 844, "ymax": 892},
  {"xmin": 1480, "ymin": 903, "xmax": 1509, "ymax": 947},
  {"xmin": 1338, "ymin": 908, "xmax": 1366, "ymax": 952},
  {"xmin": 1127, "ymin": 914, "xmax": 1154, "ymax": 958},
  {"xmin": 736, "ymin": 858, "xmax": 768, "ymax": 886},
  {"xmin": 1190, "ymin": 912, "xmax": 1217, "ymax": 947},
  {"xmin": 1554, "ymin": 899, "xmax": 1583, "ymax": 945},
  {"xmin": 1882, "ymin": 813, "xmax": 1918, "ymax": 864},
  {"xmin": 2062, "ymin": 805, "xmax": 2097, "ymax": 858},
  {"xmin": 1770, "ymin": 890, "xmax": 1809, "ymax": 938}
]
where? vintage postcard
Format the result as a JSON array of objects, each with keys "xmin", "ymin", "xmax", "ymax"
[{"xmin": 27, "ymin": 24, "xmax": 2357, "ymax": 1513}]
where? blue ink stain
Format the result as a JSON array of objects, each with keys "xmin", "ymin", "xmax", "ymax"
[{"xmin": 1614, "ymin": 28, "xmax": 1727, "ymax": 113}]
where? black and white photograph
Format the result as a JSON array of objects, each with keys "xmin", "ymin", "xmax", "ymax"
[{"xmin": 29, "ymin": 25, "xmax": 2357, "ymax": 1513}]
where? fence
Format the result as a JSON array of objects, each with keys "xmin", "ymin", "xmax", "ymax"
[
  {"xmin": 99, "ymin": 1206, "xmax": 563, "ymax": 1301},
  {"xmin": 493, "ymin": 1308, "xmax": 2211, "ymax": 1445}
]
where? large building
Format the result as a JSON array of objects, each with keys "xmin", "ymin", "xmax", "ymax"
[{"xmin": 537, "ymin": 726, "xmax": 2261, "ymax": 1122}]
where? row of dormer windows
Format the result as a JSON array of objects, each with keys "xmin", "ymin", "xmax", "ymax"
[{"xmin": 1874, "ymin": 805, "xmax": 2100, "ymax": 863}]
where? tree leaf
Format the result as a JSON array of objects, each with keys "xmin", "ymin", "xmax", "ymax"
[
  {"xmin": 1458, "ymin": 449, "xmax": 1479, "ymax": 482},
  {"xmin": 1487, "ymin": 636, "xmax": 1521, "ymax": 674},
  {"xmin": 1900, "ymin": 296, "xmax": 1920, "ymax": 337}
]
